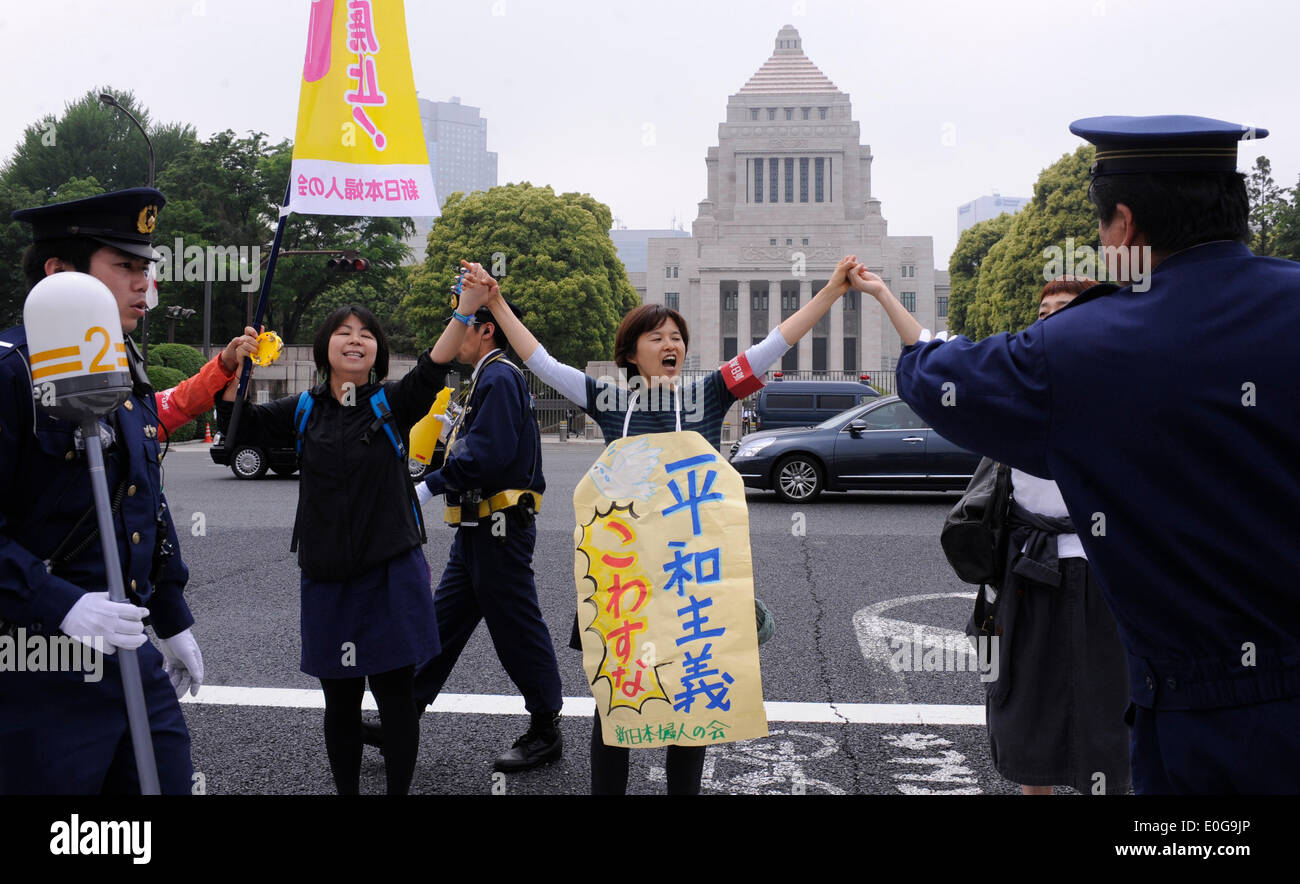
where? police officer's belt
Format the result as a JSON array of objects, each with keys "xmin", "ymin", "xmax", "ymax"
[{"xmin": 444, "ymin": 490, "xmax": 542, "ymax": 525}]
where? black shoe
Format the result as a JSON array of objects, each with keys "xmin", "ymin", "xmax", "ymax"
[
  {"xmin": 493, "ymin": 713, "xmax": 563, "ymax": 773},
  {"xmin": 360, "ymin": 701, "xmax": 427, "ymax": 752}
]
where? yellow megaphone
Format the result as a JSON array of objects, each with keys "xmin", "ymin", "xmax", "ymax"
[{"xmin": 409, "ymin": 387, "xmax": 453, "ymax": 465}]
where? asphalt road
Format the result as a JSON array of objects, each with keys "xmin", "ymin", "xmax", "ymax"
[{"xmin": 160, "ymin": 439, "xmax": 1031, "ymax": 796}]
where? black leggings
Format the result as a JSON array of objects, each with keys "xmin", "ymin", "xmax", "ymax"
[
  {"xmin": 590, "ymin": 716, "xmax": 707, "ymax": 795},
  {"xmin": 320, "ymin": 665, "xmax": 419, "ymax": 795}
]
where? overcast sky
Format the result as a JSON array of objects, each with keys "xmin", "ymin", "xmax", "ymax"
[{"xmin": 4, "ymin": 0, "xmax": 1297, "ymax": 264}]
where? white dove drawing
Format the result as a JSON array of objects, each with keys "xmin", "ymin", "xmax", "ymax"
[{"xmin": 589, "ymin": 438, "xmax": 661, "ymax": 502}]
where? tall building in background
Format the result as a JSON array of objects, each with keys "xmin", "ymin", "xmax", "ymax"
[
  {"xmin": 644, "ymin": 26, "xmax": 948, "ymax": 374},
  {"xmin": 405, "ymin": 96, "xmax": 499, "ymax": 263},
  {"xmin": 957, "ymin": 193, "xmax": 1029, "ymax": 233},
  {"xmin": 610, "ymin": 227, "xmax": 692, "ymax": 302}
]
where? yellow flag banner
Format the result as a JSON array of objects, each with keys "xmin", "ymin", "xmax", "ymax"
[
  {"xmin": 290, "ymin": 0, "xmax": 438, "ymax": 217},
  {"xmin": 574, "ymin": 431, "xmax": 768, "ymax": 748}
]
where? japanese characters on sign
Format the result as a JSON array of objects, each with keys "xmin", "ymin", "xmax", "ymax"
[
  {"xmin": 575, "ymin": 432, "xmax": 767, "ymax": 748},
  {"xmin": 289, "ymin": 0, "xmax": 439, "ymax": 218}
]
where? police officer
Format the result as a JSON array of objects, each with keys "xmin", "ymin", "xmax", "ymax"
[
  {"xmin": 853, "ymin": 116, "xmax": 1300, "ymax": 794},
  {"xmin": 363, "ymin": 263, "xmax": 564, "ymax": 772},
  {"xmin": 0, "ymin": 188, "xmax": 202, "ymax": 794}
]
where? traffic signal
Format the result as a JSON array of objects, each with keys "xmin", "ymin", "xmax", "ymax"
[{"xmin": 326, "ymin": 255, "xmax": 370, "ymax": 272}]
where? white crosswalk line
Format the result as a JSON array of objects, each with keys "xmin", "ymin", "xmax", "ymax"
[{"xmin": 182, "ymin": 686, "xmax": 984, "ymax": 725}]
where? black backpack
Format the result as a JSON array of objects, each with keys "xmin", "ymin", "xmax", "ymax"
[{"xmin": 941, "ymin": 457, "xmax": 1012, "ymax": 586}]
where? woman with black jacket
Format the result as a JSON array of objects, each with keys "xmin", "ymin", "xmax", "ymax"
[{"xmin": 219, "ymin": 303, "xmax": 467, "ymax": 795}]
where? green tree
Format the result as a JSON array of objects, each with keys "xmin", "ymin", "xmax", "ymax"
[
  {"xmin": 0, "ymin": 88, "xmax": 197, "ymax": 329},
  {"xmin": 1246, "ymin": 156, "xmax": 1285, "ymax": 256},
  {"xmin": 965, "ymin": 146, "xmax": 1097, "ymax": 339},
  {"xmin": 405, "ymin": 183, "xmax": 639, "ymax": 368},
  {"xmin": 1272, "ymin": 174, "xmax": 1300, "ymax": 262},
  {"xmin": 2, "ymin": 87, "xmax": 195, "ymax": 201},
  {"xmin": 948, "ymin": 212, "xmax": 1014, "ymax": 336}
]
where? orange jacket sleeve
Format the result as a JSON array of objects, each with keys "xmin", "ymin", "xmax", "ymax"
[{"xmin": 156, "ymin": 354, "xmax": 235, "ymax": 437}]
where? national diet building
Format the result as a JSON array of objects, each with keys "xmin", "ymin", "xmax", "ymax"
[{"xmin": 645, "ymin": 25, "xmax": 948, "ymax": 375}]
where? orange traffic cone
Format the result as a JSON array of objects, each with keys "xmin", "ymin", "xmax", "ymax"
[{"xmin": 204, "ymin": 422, "xmax": 213, "ymax": 444}]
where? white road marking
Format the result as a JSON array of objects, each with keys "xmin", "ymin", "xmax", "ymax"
[
  {"xmin": 852, "ymin": 591, "xmax": 978, "ymax": 701},
  {"xmin": 183, "ymin": 686, "xmax": 984, "ymax": 725},
  {"xmin": 883, "ymin": 732, "xmax": 982, "ymax": 795},
  {"xmin": 650, "ymin": 729, "xmax": 848, "ymax": 794}
]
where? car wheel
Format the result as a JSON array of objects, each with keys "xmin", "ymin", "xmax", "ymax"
[
  {"xmin": 773, "ymin": 454, "xmax": 823, "ymax": 503},
  {"xmin": 408, "ymin": 457, "xmax": 430, "ymax": 481},
  {"xmin": 230, "ymin": 445, "xmax": 268, "ymax": 480}
]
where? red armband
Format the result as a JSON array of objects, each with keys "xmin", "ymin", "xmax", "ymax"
[{"xmin": 720, "ymin": 352, "xmax": 765, "ymax": 398}]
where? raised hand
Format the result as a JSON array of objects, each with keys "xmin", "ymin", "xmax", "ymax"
[
  {"xmin": 849, "ymin": 263, "xmax": 890, "ymax": 299},
  {"xmin": 220, "ymin": 326, "xmax": 261, "ymax": 373},
  {"xmin": 457, "ymin": 260, "xmax": 497, "ymax": 314},
  {"xmin": 828, "ymin": 254, "xmax": 858, "ymax": 296}
]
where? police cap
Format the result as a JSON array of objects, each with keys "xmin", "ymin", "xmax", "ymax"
[
  {"xmin": 1069, "ymin": 115, "xmax": 1268, "ymax": 177},
  {"xmin": 11, "ymin": 187, "xmax": 165, "ymax": 261}
]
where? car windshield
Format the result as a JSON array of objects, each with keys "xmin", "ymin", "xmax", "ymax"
[{"xmin": 814, "ymin": 401, "xmax": 877, "ymax": 430}]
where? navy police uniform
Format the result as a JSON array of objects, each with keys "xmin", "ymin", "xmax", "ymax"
[
  {"xmin": 896, "ymin": 117, "xmax": 1300, "ymax": 793},
  {"xmin": 0, "ymin": 189, "xmax": 194, "ymax": 793},
  {"xmin": 412, "ymin": 347, "xmax": 562, "ymax": 719}
]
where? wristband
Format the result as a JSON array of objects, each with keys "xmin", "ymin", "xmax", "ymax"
[{"xmin": 452, "ymin": 310, "xmax": 473, "ymax": 326}]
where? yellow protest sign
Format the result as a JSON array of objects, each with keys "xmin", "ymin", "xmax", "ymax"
[
  {"xmin": 574, "ymin": 431, "xmax": 768, "ymax": 748},
  {"xmin": 290, "ymin": 0, "xmax": 438, "ymax": 217}
]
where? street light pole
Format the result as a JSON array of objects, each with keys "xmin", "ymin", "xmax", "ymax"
[{"xmin": 99, "ymin": 93, "xmax": 156, "ymax": 364}]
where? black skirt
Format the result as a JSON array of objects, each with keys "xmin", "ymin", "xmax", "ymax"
[{"xmin": 985, "ymin": 557, "xmax": 1132, "ymax": 794}]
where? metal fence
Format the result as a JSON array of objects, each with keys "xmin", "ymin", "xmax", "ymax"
[{"xmin": 758, "ymin": 368, "xmax": 896, "ymax": 396}]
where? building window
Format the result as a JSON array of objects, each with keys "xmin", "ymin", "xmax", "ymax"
[
  {"xmin": 845, "ymin": 291, "xmax": 857, "ymax": 310},
  {"xmin": 786, "ymin": 238, "xmax": 793, "ymax": 246},
  {"xmin": 799, "ymin": 157, "xmax": 809, "ymax": 202},
  {"xmin": 781, "ymin": 281, "xmax": 799, "ymax": 316},
  {"xmin": 784, "ymin": 158, "xmax": 794, "ymax": 202},
  {"xmin": 801, "ymin": 107, "xmax": 810, "ymax": 120},
  {"xmin": 782, "ymin": 347, "xmax": 798, "ymax": 371},
  {"xmin": 665, "ymin": 267, "xmax": 672, "ymax": 278},
  {"xmin": 751, "ymin": 290, "xmax": 769, "ymax": 311},
  {"xmin": 665, "ymin": 292, "xmax": 680, "ymax": 311},
  {"xmin": 815, "ymin": 157, "xmax": 825, "ymax": 202},
  {"xmin": 754, "ymin": 159, "xmax": 763, "ymax": 203},
  {"xmin": 673, "ymin": 266, "xmax": 679, "ymax": 278},
  {"xmin": 784, "ymin": 108, "xmax": 793, "ymax": 120},
  {"xmin": 937, "ymin": 296, "xmax": 949, "ymax": 317},
  {"xmin": 901, "ymin": 264, "xmax": 915, "ymax": 278},
  {"xmin": 812, "ymin": 337, "xmax": 828, "ymax": 372},
  {"xmin": 818, "ymin": 107, "xmax": 828, "ymax": 120},
  {"xmin": 723, "ymin": 337, "xmax": 737, "ymax": 361},
  {"xmin": 768, "ymin": 108, "xmax": 777, "ymax": 120},
  {"xmin": 844, "ymin": 338, "xmax": 857, "ymax": 372},
  {"xmin": 769, "ymin": 238, "xmax": 777, "ymax": 246},
  {"xmin": 901, "ymin": 292, "xmax": 916, "ymax": 312},
  {"xmin": 750, "ymin": 108, "xmax": 759, "ymax": 121},
  {"xmin": 769, "ymin": 158, "xmax": 779, "ymax": 203},
  {"xmin": 802, "ymin": 237, "xmax": 809, "ymax": 246}
]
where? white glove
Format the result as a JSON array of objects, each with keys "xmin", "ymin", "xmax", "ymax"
[
  {"xmin": 59, "ymin": 591, "xmax": 148, "ymax": 655},
  {"xmin": 435, "ymin": 412, "xmax": 453, "ymax": 442},
  {"xmin": 157, "ymin": 628, "xmax": 204, "ymax": 698},
  {"xmin": 417, "ymin": 482, "xmax": 435, "ymax": 507}
]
